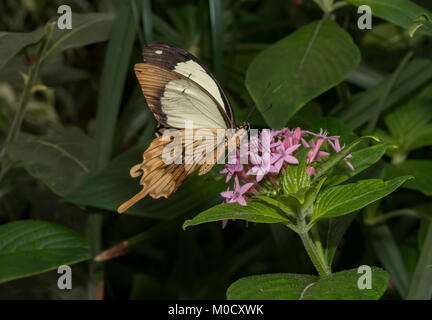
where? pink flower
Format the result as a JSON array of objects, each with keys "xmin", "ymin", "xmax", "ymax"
[
  {"xmin": 270, "ymin": 143, "xmax": 300, "ymax": 174},
  {"xmin": 220, "ymin": 161, "xmax": 243, "ymax": 182},
  {"xmin": 246, "ymin": 154, "xmax": 271, "ymax": 182},
  {"xmin": 307, "ymin": 139, "xmax": 330, "ymax": 163},
  {"xmin": 220, "ymin": 176, "xmax": 254, "ymax": 206}
]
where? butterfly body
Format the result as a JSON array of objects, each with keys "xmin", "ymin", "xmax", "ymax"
[{"xmin": 118, "ymin": 43, "xmax": 248, "ymax": 213}]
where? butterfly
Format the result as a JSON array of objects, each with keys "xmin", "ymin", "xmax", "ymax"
[{"xmin": 118, "ymin": 42, "xmax": 249, "ymax": 213}]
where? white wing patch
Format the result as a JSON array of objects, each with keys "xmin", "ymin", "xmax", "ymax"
[
  {"xmin": 161, "ymin": 79, "xmax": 227, "ymax": 129},
  {"xmin": 173, "ymin": 60, "xmax": 226, "ymax": 111}
]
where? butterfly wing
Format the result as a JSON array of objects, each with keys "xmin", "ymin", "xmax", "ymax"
[
  {"xmin": 118, "ymin": 43, "xmax": 239, "ymax": 213},
  {"xmin": 136, "ymin": 42, "xmax": 235, "ymax": 129},
  {"xmin": 118, "ymin": 129, "xmax": 223, "ymax": 213}
]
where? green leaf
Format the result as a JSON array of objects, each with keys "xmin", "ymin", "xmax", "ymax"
[
  {"xmin": 312, "ymin": 136, "xmax": 379, "ymax": 183},
  {"xmin": 227, "ymin": 267, "xmax": 388, "ymax": 300},
  {"xmin": 246, "ymin": 19, "xmax": 360, "ymax": 128},
  {"xmin": 282, "ymin": 160, "xmax": 311, "ymax": 198},
  {"xmin": 371, "ymin": 224, "xmax": 410, "ymax": 298},
  {"xmin": 385, "ymin": 160, "xmax": 432, "ymax": 196},
  {"xmin": 407, "ymin": 223, "xmax": 432, "ymax": 299},
  {"xmin": 324, "ymin": 143, "xmax": 394, "ymax": 187},
  {"xmin": 43, "ymin": 13, "xmax": 115, "ymax": 60},
  {"xmin": 300, "ymin": 267, "xmax": 389, "ymax": 300},
  {"xmin": 0, "ymin": 28, "xmax": 44, "ymax": 70},
  {"xmin": 227, "ymin": 273, "xmax": 318, "ymax": 300},
  {"xmin": 183, "ymin": 201, "xmax": 291, "ymax": 229},
  {"xmin": 6, "ymin": 127, "xmax": 94, "ymax": 197},
  {"xmin": 345, "ymin": 0, "xmax": 432, "ymax": 35},
  {"xmin": 312, "ymin": 176, "xmax": 412, "ymax": 223},
  {"xmin": 0, "ymin": 220, "xmax": 90, "ymax": 284},
  {"xmin": 65, "ymin": 147, "xmax": 226, "ymax": 219}
]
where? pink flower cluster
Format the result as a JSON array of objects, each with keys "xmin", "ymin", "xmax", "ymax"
[{"xmin": 220, "ymin": 128, "xmax": 354, "ymax": 207}]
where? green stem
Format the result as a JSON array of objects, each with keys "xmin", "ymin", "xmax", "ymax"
[
  {"xmin": 298, "ymin": 217, "xmax": 331, "ymax": 277},
  {"xmin": 0, "ymin": 22, "xmax": 55, "ymax": 179},
  {"xmin": 299, "ymin": 231, "xmax": 331, "ymax": 277}
]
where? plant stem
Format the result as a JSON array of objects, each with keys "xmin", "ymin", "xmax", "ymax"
[
  {"xmin": 299, "ymin": 231, "xmax": 331, "ymax": 277},
  {"xmin": 297, "ymin": 216, "xmax": 331, "ymax": 277},
  {"xmin": 0, "ymin": 22, "xmax": 54, "ymax": 179}
]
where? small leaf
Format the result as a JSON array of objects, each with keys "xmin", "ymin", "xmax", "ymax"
[
  {"xmin": 0, "ymin": 220, "xmax": 90, "ymax": 284},
  {"xmin": 183, "ymin": 201, "xmax": 291, "ymax": 229},
  {"xmin": 282, "ymin": 160, "xmax": 311, "ymax": 198},
  {"xmin": 312, "ymin": 176, "xmax": 412, "ymax": 223}
]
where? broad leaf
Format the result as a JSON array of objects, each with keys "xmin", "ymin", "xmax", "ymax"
[
  {"xmin": 183, "ymin": 201, "xmax": 291, "ymax": 229},
  {"xmin": 312, "ymin": 176, "xmax": 412, "ymax": 222},
  {"xmin": 301, "ymin": 267, "xmax": 389, "ymax": 300},
  {"xmin": 227, "ymin": 267, "xmax": 388, "ymax": 300},
  {"xmin": 0, "ymin": 220, "xmax": 90, "ymax": 284},
  {"xmin": 6, "ymin": 127, "xmax": 94, "ymax": 197},
  {"xmin": 345, "ymin": 0, "xmax": 432, "ymax": 36},
  {"xmin": 385, "ymin": 161, "xmax": 432, "ymax": 196},
  {"xmin": 246, "ymin": 19, "xmax": 360, "ymax": 128},
  {"xmin": 227, "ymin": 273, "xmax": 318, "ymax": 300}
]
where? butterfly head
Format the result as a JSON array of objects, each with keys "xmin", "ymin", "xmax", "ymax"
[{"xmin": 239, "ymin": 121, "xmax": 250, "ymax": 132}]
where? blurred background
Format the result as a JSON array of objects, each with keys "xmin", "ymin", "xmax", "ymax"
[{"xmin": 0, "ymin": 0, "xmax": 431, "ymax": 300}]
